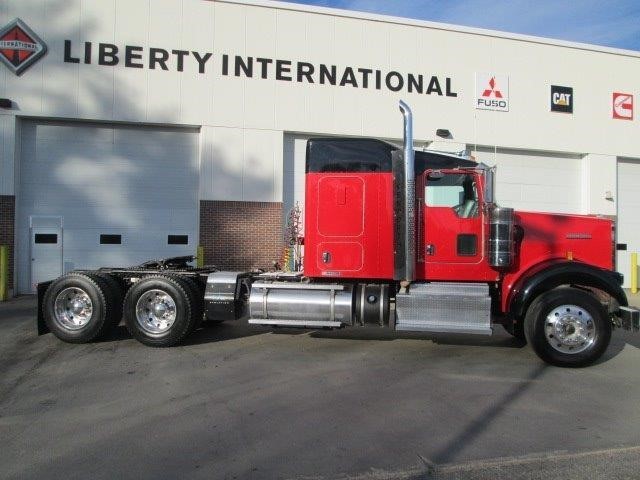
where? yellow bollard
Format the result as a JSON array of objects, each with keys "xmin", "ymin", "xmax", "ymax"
[
  {"xmin": 196, "ymin": 245, "xmax": 204, "ymax": 268},
  {"xmin": 0, "ymin": 245, "xmax": 7, "ymax": 301},
  {"xmin": 632, "ymin": 252, "xmax": 638, "ymax": 295}
]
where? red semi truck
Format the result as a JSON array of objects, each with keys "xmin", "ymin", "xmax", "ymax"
[{"xmin": 37, "ymin": 102, "xmax": 639, "ymax": 367}]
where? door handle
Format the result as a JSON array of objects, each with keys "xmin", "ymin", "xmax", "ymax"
[
  {"xmin": 322, "ymin": 251, "xmax": 331, "ymax": 263},
  {"xmin": 426, "ymin": 244, "xmax": 435, "ymax": 256}
]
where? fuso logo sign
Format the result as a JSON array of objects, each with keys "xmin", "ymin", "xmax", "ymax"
[
  {"xmin": 0, "ymin": 18, "xmax": 47, "ymax": 75},
  {"xmin": 476, "ymin": 73, "xmax": 509, "ymax": 112},
  {"xmin": 612, "ymin": 93, "xmax": 633, "ymax": 120}
]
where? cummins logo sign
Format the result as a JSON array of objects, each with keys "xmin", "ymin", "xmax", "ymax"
[
  {"xmin": 613, "ymin": 92, "xmax": 633, "ymax": 120},
  {"xmin": 0, "ymin": 18, "xmax": 47, "ymax": 75},
  {"xmin": 476, "ymin": 73, "xmax": 509, "ymax": 112}
]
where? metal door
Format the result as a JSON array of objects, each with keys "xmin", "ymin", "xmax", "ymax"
[{"xmin": 30, "ymin": 216, "xmax": 63, "ymax": 293}]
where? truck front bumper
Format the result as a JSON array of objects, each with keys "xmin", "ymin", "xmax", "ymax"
[{"xmin": 618, "ymin": 306, "xmax": 640, "ymax": 331}]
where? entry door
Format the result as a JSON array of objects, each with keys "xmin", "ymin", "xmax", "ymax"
[
  {"xmin": 421, "ymin": 171, "xmax": 485, "ymax": 280},
  {"xmin": 30, "ymin": 216, "xmax": 63, "ymax": 293}
]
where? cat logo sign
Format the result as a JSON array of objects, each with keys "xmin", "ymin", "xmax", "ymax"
[{"xmin": 551, "ymin": 85, "xmax": 573, "ymax": 113}]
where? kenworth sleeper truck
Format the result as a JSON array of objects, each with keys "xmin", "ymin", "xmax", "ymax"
[{"xmin": 37, "ymin": 101, "xmax": 639, "ymax": 367}]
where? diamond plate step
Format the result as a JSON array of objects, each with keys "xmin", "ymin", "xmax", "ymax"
[{"xmin": 395, "ymin": 282, "xmax": 492, "ymax": 335}]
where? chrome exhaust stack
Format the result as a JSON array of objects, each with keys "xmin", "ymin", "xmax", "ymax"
[{"xmin": 399, "ymin": 100, "xmax": 415, "ymax": 283}]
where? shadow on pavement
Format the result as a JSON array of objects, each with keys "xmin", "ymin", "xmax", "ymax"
[
  {"xmin": 98, "ymin": 314, "xmax": 528, "ymax": 350},
  {"xmin": 94, "ymin": 317, "xmax": 640, "ymax": 359},
  {"xmin": 430, "ymin": 363, "xmax": 549, "ymax": 465}
]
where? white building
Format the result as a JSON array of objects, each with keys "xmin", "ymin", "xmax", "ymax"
[{"xmin": 0, "ymin": 0, "xmax": 638, "ymax": 295}]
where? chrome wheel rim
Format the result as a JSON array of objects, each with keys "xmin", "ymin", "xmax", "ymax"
[
  {"xmin": 544, "ymin": 304, "xmax": 595, "ymax": 354},
  {"xmin": 54, "ymin": 287, "xmax": 93, "ymax": 331},
  {"xmin": 135, "ymin": 289, "xmax": 177, "ymax": 334}
]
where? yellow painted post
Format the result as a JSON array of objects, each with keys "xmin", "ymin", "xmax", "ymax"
[
  {"xmin": 0, "ymin": 245, "xmax": 8, "ymax": 301},
  {"xmin": 631, "ymin": 252, "xmax": 638, "ymax": 294},
  {"xmin": 196, "ymin": 245, "xmax": 204, "ymax": 268}
]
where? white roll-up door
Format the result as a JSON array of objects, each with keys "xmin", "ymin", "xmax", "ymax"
[
  {"xmin": 471, "ymin": 147, "xmax": 583, "ymax": 214},
  {"xmin": 17, "ymin": 120, "xmax": 199, "ymax": 294},
  {"xmin": 617, "ymin": 158, "xmax": 640, "ymax": 288}
]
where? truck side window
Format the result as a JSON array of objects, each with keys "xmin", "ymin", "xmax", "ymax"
[{"xmin": 425, "ymin": 173, "xmax": 478, "ymax": 218}]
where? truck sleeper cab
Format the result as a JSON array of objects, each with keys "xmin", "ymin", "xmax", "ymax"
[{"xmin": 37, "ymin": 102, "xmax": 639, "ymax": 367}]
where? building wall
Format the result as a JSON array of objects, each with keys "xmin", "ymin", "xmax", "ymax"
[
  {"xmin": 200, "ymin": 200, "xmax": 282, "ymax": 269},
  {"xmin": 1, "ymin": 0, "xmax": 639, "ymax": 291},
  {"xmin": 1, "ymin": 0, "xmax": 639, "ymax": 203}
]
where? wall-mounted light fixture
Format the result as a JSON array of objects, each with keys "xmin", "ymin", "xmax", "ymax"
[
  {"xmin": 605, "ymin": 190, "xmax": 614, "ymax": 201},
  {"xmin": 436, "ymin": 128, "xmax": 451, "ymax": 138},
  {"xmin": 0, "ymin": 98, "xmax": 12, "ymax": 109}
]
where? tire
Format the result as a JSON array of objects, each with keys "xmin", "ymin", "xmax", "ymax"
[
  {"xmin": 123, "ymin": 275, "xmax": 198, "ymax": 347},
  {"xmin": 42, "ymin": 272, "xmax": 114, "ymax": 343},
  {"xmin": 92, "ymin": 272, "xmax": 124, "ymax": 327},
  {"xmin": 524, "ymin": 287, "xmax": 611, "ymax": 367},
  {"xmin": 166, "ymin": 274, "xmax": 205, "ymax": 330}
]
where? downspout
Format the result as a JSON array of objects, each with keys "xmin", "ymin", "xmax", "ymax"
[{"xmin": 399, "ymin": 100, "xmax": 415, "ymax": 283}]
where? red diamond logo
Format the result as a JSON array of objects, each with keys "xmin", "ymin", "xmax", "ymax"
[
  {"xmin": 0, "ymin": 19, "xmax": 47, "ymax": 75},
  {"xmin": 482, "ymin": 77, "xmax": 503, "ymax": 98}
]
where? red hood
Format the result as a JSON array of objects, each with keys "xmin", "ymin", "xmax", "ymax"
[{"xmin": 513, "ymin": 211, "xmax": 614, "ymax": 272}]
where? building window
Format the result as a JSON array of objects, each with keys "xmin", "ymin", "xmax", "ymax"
[
  {"xmin": 100, "ymin": 234, "xmax": 122, "ymax": 245},
  {"xmin": 168, "ymin": 235, "xmax": 188, "ymax": 245},
  {"xmin": 34, "ymin": 233, "xmax": 57, "ymax": 244}
]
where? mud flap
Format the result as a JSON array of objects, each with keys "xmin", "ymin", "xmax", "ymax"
[{"xmin": 37, "ymin": 281, "xmax": 52, "ymax": 335}]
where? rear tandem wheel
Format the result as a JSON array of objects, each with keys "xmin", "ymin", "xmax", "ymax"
[
  {"xmin": 123, "ymin": 274, "xmax": 200, "ymax": 347},
  {"xmin": 42, "ymin": 272, "xmax": 118, "ymax": 343}
]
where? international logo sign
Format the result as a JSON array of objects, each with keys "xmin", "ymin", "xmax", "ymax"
[
  {"xmin": 62, "ymin": 40, "xmax": 459, "ymax": 98},
  {"xmin": 550, "ymin": 85, "xmax": 573, "ymax": 113},
  {"xmin": 476, "ymin": 73, "xmax": 509, "ymax": 112},
  {"xmin": 0, "ymin": 18, "xmax": 47, "ymax": 75},
  {"xmin": 612, "ymin": 92, "xmax": 633, "ymax": 120}
]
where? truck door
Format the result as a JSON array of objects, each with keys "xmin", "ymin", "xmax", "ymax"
[{"xmin": 419, "ymin": 170, "xmax": 486, "ymax": 281}]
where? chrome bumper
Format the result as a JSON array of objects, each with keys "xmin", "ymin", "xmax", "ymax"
[{"xmin": 618, "ymin": 306, "xmax": 640, "ymax": 331}]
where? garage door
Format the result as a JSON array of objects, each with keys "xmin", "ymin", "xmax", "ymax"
[
  {"xmin": 617, "ymin": 158, "xmax": 640, "ymax": 288},
  {"xmin": 17, "ymin": 120, "xmax": 199, "ymax": 294},
  {"xmin": 471, "ymin": 147, "xmax": 583, "ymax": 214}
]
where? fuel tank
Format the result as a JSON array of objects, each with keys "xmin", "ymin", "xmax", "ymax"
[{"xmin": 249, "ymin": 282, "xmax": 355, "ymax": 324}]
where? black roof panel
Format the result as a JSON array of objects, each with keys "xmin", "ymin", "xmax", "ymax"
[{"xmin": 306, "ymin": 138, "xmax": 477, "ymax": 174}]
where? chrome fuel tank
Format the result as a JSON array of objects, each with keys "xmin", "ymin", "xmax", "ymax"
[{"xmin": 249, "ymin": 282, "xmax": 354, "ymax": 325}]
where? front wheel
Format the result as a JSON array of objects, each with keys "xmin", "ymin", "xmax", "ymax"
[{"xmin": 524, "ymin": 287, "xmax": 611, "ymax": 367}]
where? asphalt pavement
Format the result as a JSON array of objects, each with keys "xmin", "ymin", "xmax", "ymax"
[{"xmin": 2, "ymin": 295, "xmax": 640, "ymax": 480}]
